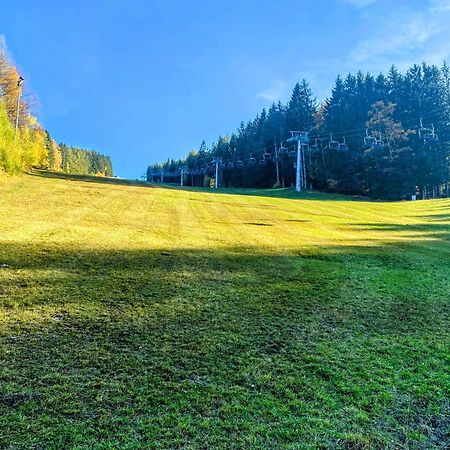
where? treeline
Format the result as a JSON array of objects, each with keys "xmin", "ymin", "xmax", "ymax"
[
  {"xmin": 148, "ymin": 62, "xmax": 450, "ymax": 200},
  {"xmin": 0, "ymin": 47, "xmax": 113, "ymax": 177},
  {"xmin": 59, "ymin": 144, "xmax": 113, "ymax": 177}
]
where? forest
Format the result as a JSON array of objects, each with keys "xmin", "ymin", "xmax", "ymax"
[
  {"xmin": 0, "ymin": 49, "xmax": 113, "ymax": 177},
  {"xmin": 147, "ymin": 62, "xmax": 450, "ymax": 200}
]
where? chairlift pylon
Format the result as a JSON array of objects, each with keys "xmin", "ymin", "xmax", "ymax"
[{"xmin": 287, "ymin": 131, "xmax": 310, "ymax": 144}]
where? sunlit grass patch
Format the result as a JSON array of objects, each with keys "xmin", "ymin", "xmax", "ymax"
[{"xmin": 0, "ymin": 173, "xmax": 449, "ymax": 449}]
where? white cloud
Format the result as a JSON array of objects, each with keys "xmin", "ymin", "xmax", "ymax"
[
  {"xmin": 343, "ymin": 0, "xmax": 377, "ymax": 7},
  {"xmin": 430, "ymin": 0, "xmax": 450, "ymax": 12},
  {"xmin": 350, "ymin": 14, "xmax": 442, "ymax": 63},
  {"xmin": 256, "ymin": 80, "xmax": 289, "ymax": 103},
  {"xmin": 348, "ymin": 1, "xmax": 450, "ymax": 68}
]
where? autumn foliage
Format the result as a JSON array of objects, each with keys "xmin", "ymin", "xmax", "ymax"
[{"xmin": 0, "ymin": 48, "xmax": 113, "ymax": 176}]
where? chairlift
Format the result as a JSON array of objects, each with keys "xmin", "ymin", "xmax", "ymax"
[
  {"xmin": 300, "ymin": 144, "xmax": 310, "ymax": 154},
  {"xmin": 237, "ymin": 158, "xmax": 244, "ymax": 168},
  {"xmin": 424, "ymin": 132, "xmax": 439, "ymax": 144},
  {"xmin": 278, "ymin": 141, "xmax": 288, "ymax": 154},
  {"xmin": 263, "ymin": 150, "xmax": 272, "ymax": 161},
  {"xmin": 338, "ymin": 137, "xmax": 349, "ymax": 152},
  {"xmin": 248, "ymin": 153, "xmax": 256, "ymax": 166},
  {"xmin": 259, "ymin": 158, "xmax": 267, "ymax": 166},
  {"xmin": 419, "ymin": 118, "xmax": 432, "ymax": 137},
  {"xmin": 373, "ymin": 133, "xmax": 385, "ymax": 151},
  {"xmin": 287, "ymin": 131, "xmax": 309, "ymax": 144},
  {"xmin": 419, "ymin": 127, "xmax": 433, "ymax": 137},
  {"xmin": 364, "ymin": 129, "xmax": 376, "ymax": 148},
  {"xmin": 423, "ymin": 124, "xmax": 439, "ymax": 144},
  {"xmin": 310, "ymin": 139, "xmax": 321, "ymax": 153},
  {"xmin": 288, "ymin": 147, "xmax": 297, "ymax": 158},
  {"xmin": 328, "ymin": 134, "xmax": 339, "ymax": 150}
]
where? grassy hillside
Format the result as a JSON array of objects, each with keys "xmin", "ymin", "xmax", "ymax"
[{"xmin": 0, "ymin": 172, "xmax": 449, "ymax": 449}]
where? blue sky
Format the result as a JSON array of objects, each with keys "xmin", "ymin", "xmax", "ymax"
[{"xmin": 2, "ymin": 0, "xmax": 450, "ymax": 178}]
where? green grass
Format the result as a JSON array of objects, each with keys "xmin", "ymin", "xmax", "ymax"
[{"xmin": 0, "ymin": 172, "xmax": 449, "ymax": 449}]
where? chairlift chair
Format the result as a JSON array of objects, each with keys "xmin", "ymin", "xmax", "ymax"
[
  {"xmin": 278, "ymin": 141, "xmax": 288, "ymax": 154},
  {"xmin": 419, "ymin": 118, "xmax": 432, "ymax": 138},
  {"xmin": 263, "ymin": 150, "xmax": 272, "ymax": 161},
  {"xmin": 310, "ymin": 139, "xmax": 321, "ymax": 153},
  {"xmin": 328, "ymin": 134, "xmax": 339, "ymax": 151},
  {"xmin": 364, "ymin": 129, "xmax": 377, "ymax": 148},
  {"xmin": 237, "ymin": 158, "xmax": 244, "ymax": 168},
  {"xmin": 423, "ymin": 124, "xmax": 439, "ymax": 144},
  {"xmin": 338, "ymin": 137, "xmax": 349, "ymax": 152},
  {"xmin": 248, "ymin": 153, "xmax": 256, "ymax": 166},
  {"xmin": 419, "ymin": 127, "xmax": 433, "ymax": 137},
  {"xmin": 288, "ymin": 147, "xmax": 297, "ymax": 158},
  {"xmin": 373, "ymin": 134, "xmax": 385, "ymax": 151},
  {"xmin": 424, "ymin": 132, "xmax": 439, "ymax": 144},
  {"xmin": 373, "ymin": 141, "xmax": 384, "ymax": 151}
]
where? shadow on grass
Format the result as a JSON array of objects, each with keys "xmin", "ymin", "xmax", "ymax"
[
  {"xmin": 419, "ymin": 213, "xmax": 450, "ymax": 222},
  {"xmin": 149, "ymin": 183, "xmax": 372, "ymax": 202},
  {"xmin": 348, "ymin": 221, "xmax": 450, "ymax": 243},
  {"xmin": 351, "ymin": 221, "xmax": 450, "ymax": 231},
  {"xmin": 29, "ymin": 169, "xmax": 155, "ymax": 189},
  {"xmin": 0, "ymin": 240, "xmax": 449, "ymax": 448}
]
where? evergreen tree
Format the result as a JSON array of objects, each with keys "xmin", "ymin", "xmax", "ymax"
[{"xmin": 148, "ymin": 62, "xmax": 450, "ymax": 199}]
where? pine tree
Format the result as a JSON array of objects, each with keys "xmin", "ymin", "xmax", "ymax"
[{"xmin": 286, "ymin": 80, "xmax": 316, "ymax": 133}]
